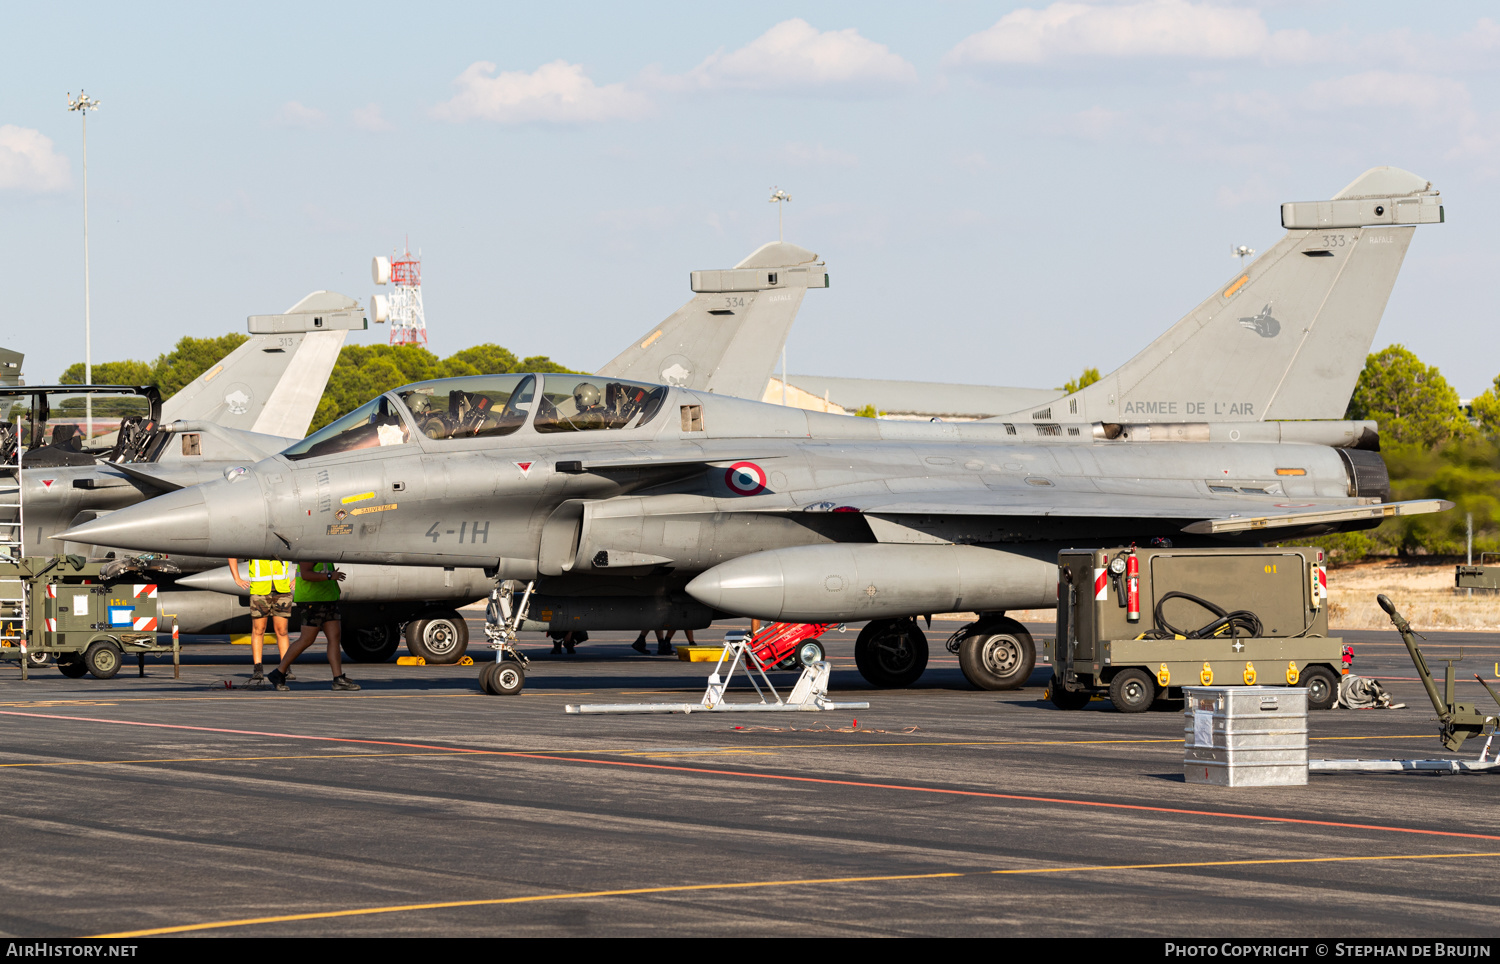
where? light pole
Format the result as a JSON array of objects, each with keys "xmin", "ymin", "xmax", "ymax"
[
  {"xmin": 67, "ymin": 90, "xmax": 101, "ymax": 439},
  {"xmin": 769, "ymin": 187, "xmax": 790, "ymax": 242},
  {"xmin": 768, "ymin": 187, "xmax": 792, "ymax": 404}
]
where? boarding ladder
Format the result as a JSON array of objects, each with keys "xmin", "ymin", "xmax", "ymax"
[{"xmin": 0, "ymin": 426, "xmax": 25, "ymax": 659}]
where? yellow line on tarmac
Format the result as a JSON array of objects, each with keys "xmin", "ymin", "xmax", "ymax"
[
  {"xmin": 624, "ymin": 750, "xmax": 779, "ymax": 758},
  {"xmin": 0, "ymin": 692, "xmax": 487, "ymax": 708},
  {"xmin": 0, "ymin": 751, "xmax": 476, "ymax": 769},
  {"xmin": 710, "ymin": 738, "xmax": 1189, "ymax": 750},
  {"xmin": 93, "ymin": 850, "xmax": 1500, "ymax": 938},
  {"xmin": 602, "ymin": 734, "xmax": 1435, "ymax": 753},
  {"xmin": 1308, "ymin": 740, "xmax": 1434, "ymax": 746}
]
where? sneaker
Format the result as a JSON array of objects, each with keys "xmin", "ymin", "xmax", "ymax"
[
  {"xmin": 551, "ymin": 644, "xmax": 563, "ymax": 655},
  {"xmin": 267, "ymin": 668, "xmax": 289, "ymax": 691},
  {"xmin": 331, "ymin": 675, "xmax": 361, "ymax": 691},
  {"xmin": 631, "ymin": 639, "xmax": 649, "ymax": 655},
  {"xmin": 250, "ymin": 663, "xmax": 265, "ymax": 681},
  {"xmin": 657, "ymin": 644, "xmax": 675, "ymax": 656},
  {"xmin": 564, "ymin": 643, "xmax": 576, "ymax": 655},
  {"xmin": 285, "ymin": 669, "xmax": 297, "ymax": 681}
]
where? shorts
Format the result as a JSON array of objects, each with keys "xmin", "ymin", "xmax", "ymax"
[
  {"xmin": 296, "ymin": 601, "xmax": 341, "ymax": 627},
  {"xmin": 249, "ymin": 592, "xmax": 293, "ymax": 620}
]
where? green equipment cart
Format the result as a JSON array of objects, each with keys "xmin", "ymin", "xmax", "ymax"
[
  {"xmin": 0, "ymin": 554, "xmax": 179, "ymax": 680},
  {"xmin": 1047, "ymin": 546, "xmax": 1346, "ymax": 713}
]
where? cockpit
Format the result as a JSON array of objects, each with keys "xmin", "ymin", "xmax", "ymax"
[
  {"xmin": 534, "ymin": 378, "xmax": 667, "ymax": 434},
  {"xmin": 281, "ymin": 374, "xmax": 670, "ymax": 461},
  {"xmin": 0, "ymin": 385, "xmax": 164, "ymax": 468}
]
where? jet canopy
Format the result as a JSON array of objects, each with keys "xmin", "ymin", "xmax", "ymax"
[
  {"xmin": 0, "ymin": 384, "xmax": 164, "ymax": 468},
  {"xmin": 281, "ymin": 373, "xmax": 670, "ymax": 461}
]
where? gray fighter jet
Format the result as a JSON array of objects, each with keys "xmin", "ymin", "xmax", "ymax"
[
  {"xmin": 84, "ymin": 168, "xmax": 1448, "ymax": 683},
  {"xmin": 63, "ymin": 361, "xmax": 1449, "ymax": 694},
  {"xmin": 22, "ymin": 243, "xmax": 828, "ymax": 659}
]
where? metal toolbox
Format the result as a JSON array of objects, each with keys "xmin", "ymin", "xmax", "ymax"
[{"xmin": 1183, "ymin": 685, "xmax": 1308, "ymax": 787}]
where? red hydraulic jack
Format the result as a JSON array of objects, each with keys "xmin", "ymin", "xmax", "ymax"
[
  {"xmin": 738, "ymin": 622, "xmax": 835, "ymax": 670},
  {"xmin": 565, "ymin": 622, "xmax": 866, "ymax": 715}
]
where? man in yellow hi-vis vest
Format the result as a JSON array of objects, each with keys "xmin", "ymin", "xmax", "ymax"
[{"xmin": 230, "ymin": 557, "xmax": 293, "ymax": 682}]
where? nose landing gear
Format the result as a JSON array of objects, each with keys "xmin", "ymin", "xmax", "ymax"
[{"xmin": 480, "ymin": 579, "xmax": 533, "ymax": 695}]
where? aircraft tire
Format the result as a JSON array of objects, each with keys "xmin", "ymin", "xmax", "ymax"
[
  {"xmin": 854, "ymin": 619, "xmax": 928, "ymax": 688},
  {"xmin": 478, "ymin": 661, "xmax": 497, "ymax": 694},
  {"xmin": 406, "ymin": 611, "xmax": 469, "ymax": 665},
  {"xmin": 57, "ymin": 655, "xmax": 89, "ymax": 679},
  {"xmin": 84, "ymin": 640, "xmax": 122, "ymax": 680},
  {"xmin": 957, "ymin": 618, "xmax": 1035, "ymax": 690},
  {"xmin": 1108, "ymin": 668, "xmax": 1156, "ymax": 714},
  {"xmin": 1302, "ymin": 666, "xmax": 1338, "ymax": 711},
  {"xmin": 341, "ymin": 619, "xmax": 402, "ymax": 663},
  {"xmin": 489, "ymin": 660, "xmax": 525, "ymax": 696},
  {"xmin": 1047, "ymin": 675, "xmax": 1091, "ymax": 710}
]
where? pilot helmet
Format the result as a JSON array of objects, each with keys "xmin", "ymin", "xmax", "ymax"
[{"xmin": 573, "ymin": 382, "xmax": 601, "ymax": 408}]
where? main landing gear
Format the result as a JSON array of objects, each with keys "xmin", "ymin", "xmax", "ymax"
[
  {"xmin": 947, "ymin": 615, "xmax": 1036, "ymax": 691},
  {"xmin": 479, "ymin": 580, "xmax": 532, "ymax": 695},
  {"xmin": 854, "ymin": 618, "xmax": 929, "ymax": 688},
  {"xmin": 851, "ymin": 614, "xmax": 1039, "ymax": 691}
]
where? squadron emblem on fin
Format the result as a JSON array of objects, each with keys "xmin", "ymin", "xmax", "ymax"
[{"xmin": 1238, "ymin": 303, "xmax": 1281, "ymax": 338}]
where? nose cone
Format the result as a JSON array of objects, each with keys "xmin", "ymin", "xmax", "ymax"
[
  {"xmin": 56, "ymin": 478, "xmax": 270, "ymax": 558},
  {"xmin": 685, "ymin": 553, "xmax": 788, "ymax": 618},
  {"xmin": 176, "ymin": 563, "xmax": 248, "ymax": 595}
]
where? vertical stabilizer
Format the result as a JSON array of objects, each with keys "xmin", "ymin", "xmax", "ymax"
[
  {"xmin": 596, "ymin": 242, "xmax": 828, "ymax": 399},
  {"xmin": 1001, "ymin": 167, "xmax": 1442, "ymax": 425},
  {"xmin": 0, "ymin": 348, "xmax": 22, "ymax": 387},
  {"xmin": 162, "ymin": 291, "xmax": 366, "ymax": 439}
]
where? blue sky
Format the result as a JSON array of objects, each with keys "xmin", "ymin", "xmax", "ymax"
[{"xmin": 3, "ymin": 2, "xmax": 1497, "ymax": 397}]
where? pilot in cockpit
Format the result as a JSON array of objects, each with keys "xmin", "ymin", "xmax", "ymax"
[{"xmin": 570, "ymin": 382, "xmax": 608, "ymax": 428}]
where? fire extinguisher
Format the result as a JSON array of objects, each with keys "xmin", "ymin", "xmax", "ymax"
[{"xmin": 1125, "ymin": 551, "xmax": 1140, "ymax": 623}]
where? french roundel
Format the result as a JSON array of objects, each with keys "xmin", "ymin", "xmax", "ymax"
[{"xmin": 725, "ymin": 461, "xmax": 767, "ymax": 496}]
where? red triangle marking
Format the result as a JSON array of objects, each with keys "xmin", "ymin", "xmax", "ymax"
[{"xmin": 41, "ymin": 479, "xmax": 54, "ymax": 488}]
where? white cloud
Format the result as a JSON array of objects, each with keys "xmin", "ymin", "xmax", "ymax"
[
  {"xmin": 778, "ymin": 142, "xmax": 859, "ymax": 168},
  {"xmin": 1215, "ymin": 174, "xmax": 1275, "ymax": 210},
  {"xmin": 1305, "ymin": 71, "xmax": 1469, "ymax": 117},
  {"xmin": 1303, "ymin": 71, "xmax": 1488, "ymax": 169},
  {"xmin": 952, "ymin": 151, "xmax": 990, "ymax": 173},
  {"xmin": 946, "ymin": 0, "xmax": 1270, "ymax": 65},
  {"xmin": 677, "ymin": 19, "xmax": 916, "ymax": 93},
  {"xmin": 433, "ymin": 60, "xmax": 650, "ymax": 123},
  {"xmin": 0, "ymin": 125, "xmax": 70, "ymax": 192},
  {"xmin": 352, "ymin": 103, "xmax": 394, "ymax": 132},
  {"xmin": 272, "ymin": 101, "xmax": 326, "ymax": 128},
  {"xmin": 1053, "ymin": 105, "xmax": 1126, "ymax": 140},
  {"xmin": 948, "ymin": 7, "xmax": 1500, "ymax": 72}
]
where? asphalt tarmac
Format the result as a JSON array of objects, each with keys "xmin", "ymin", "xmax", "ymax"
[{"xmin": 0, "ymin": 618, "xmax": 1497, "ymax": 938}]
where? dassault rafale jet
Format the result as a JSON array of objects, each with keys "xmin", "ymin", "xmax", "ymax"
[
  {"xmin": 15, "ymin": 241, "xmax": 827, "ymax": 657},
  {"xmin": 62, "ymin": 168, "xmax": 1452, "ymax": 695}
]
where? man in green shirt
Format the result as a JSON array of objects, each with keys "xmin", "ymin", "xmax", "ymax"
[
  {"xmin": 230, "ymin": 557, "xmax": 293, "ymax": 682},
  {"xmin": 268, "ymin": 561, "xmax": 360, "ymax": 691}
]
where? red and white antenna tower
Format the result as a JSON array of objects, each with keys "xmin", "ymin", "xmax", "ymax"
[{"xmin": 369, "ymin": 243, "xmax": 428, "ymax": 347}]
